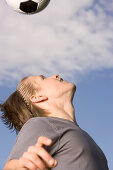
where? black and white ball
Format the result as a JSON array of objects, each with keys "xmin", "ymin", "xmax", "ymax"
[{"xmin": 6, "ymin": 0, "xmax": 50, "ymax": 14}]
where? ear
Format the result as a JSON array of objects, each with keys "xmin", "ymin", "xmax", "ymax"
[{"xmin": 30, "ymin": 95, "xmax": 48, "ymax": 103}]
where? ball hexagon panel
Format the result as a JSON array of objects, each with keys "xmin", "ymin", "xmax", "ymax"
[{"xmin": 38, "ymin": 0, "xmax": 50, "ymax": 12}]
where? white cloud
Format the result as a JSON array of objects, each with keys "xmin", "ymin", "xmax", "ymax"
[{"xmin": 0, "ymin": 0, "xmax": 113, "ymax": 86}]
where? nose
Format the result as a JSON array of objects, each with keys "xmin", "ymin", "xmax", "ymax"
[{"xmin": 50, "ymin": 74, "xmax": 60, "ymax": 79}]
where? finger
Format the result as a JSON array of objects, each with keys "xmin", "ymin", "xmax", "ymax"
[
  {"xmin": 36, "ymin": 136, "xmax": 52, "ymax": 147},
  {"xmin": 22, "ymin": 152, "xmax": 47, "ymax": 170},
  {"xmin": 28, "ymin": 146, "xmax": 57, "ymax": 168},
  {"xmin": 19, "ymin": 157, "xmax": 37, "ymax": 170}
]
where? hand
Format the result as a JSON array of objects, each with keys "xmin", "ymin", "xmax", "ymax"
[{"xmin": 18, "ymin": 136, "xmax": 58, "ymax": 170}]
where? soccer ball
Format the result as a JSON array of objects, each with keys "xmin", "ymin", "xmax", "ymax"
[{"xmin": 6, "ymin": 0, "xmax": 50, "ymax": 14}]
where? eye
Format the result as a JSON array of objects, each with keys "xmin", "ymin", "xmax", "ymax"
[
  {"xmin": 40, "ymin": 75, "xmax": 46, "ymax": 79},
  {"xmin": 42, "ymin": 76, "xmax": 46, "ymax": 79}
]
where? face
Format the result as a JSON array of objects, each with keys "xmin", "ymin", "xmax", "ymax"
[{"xmin": 30, "ymin": 74, "xmax": 76, "ymax": 99}]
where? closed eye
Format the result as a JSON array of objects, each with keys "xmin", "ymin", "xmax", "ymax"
[{"xmin": 40, "ymin": 75, "xmax": 46, "ymax": 79}]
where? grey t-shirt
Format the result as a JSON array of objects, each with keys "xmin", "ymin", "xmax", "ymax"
[{"xmin": 9, "ymin": 117, "xmax": 109, "ymax": 170}]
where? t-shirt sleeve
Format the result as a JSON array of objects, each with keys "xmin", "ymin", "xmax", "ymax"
[{"xmin": 8, "ymin": 117, "xmax": 60, "ymax": 160}]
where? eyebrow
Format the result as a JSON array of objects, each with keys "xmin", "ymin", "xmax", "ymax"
[{"xmin": 39, "ymin": 75, "xmax": 45, "ymax": 79}]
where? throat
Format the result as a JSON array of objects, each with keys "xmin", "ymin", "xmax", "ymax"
[{"xmin": 47, "ymin": 103, "xmax": 77, "ymax": 124}]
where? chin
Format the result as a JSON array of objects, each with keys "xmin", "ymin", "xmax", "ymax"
[
  {"xmin": 64, "ymin": 81, "xmax": 76, "ymax": 94},
  {"xmin": 70, "ymin": 83, "xmax": 76, "ymax": 92},
  {"xmin": 67, "ymin": 83, "xmax": 76, "ymax": 98}
]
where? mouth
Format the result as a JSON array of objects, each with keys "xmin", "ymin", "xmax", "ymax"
[{"xmin": 60, "ymin": 78, "xmax": 63, "ymax": 82}]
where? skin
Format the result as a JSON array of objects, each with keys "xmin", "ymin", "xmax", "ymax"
[
  {"xmin": 30, "ymin": 74, "xmax": 77, "ymax": 124},
  {"xmin": 4, "ymin": 136, "xmax": 57, "ymax": 170},
  {"xmin": 4, "ymin": 74, "xmax": 77, "ymax": 170}
]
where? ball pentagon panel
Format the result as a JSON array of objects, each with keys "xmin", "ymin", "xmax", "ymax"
[{"xmin": 6, "ymin": 0, "xmax": 50, "ymax": 14}]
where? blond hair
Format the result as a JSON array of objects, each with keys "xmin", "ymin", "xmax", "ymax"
[{"xmin": 0, "ymin": 76, "xmax": 48, "ymax": 133}]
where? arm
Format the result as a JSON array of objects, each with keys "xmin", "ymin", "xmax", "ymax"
[
  {"xmin": 4, "ymin": 136, "xmax": 57, "ymax": 170},
  {"xmin": 4, "ymin": 159, "xmax": 20, "ymax": 170}
]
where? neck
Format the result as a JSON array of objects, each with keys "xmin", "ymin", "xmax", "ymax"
[{"xmin": 42, "ymin": 97, "xmax": 78, "ymax": 125}]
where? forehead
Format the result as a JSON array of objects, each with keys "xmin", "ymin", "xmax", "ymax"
[
  {"xmin": 27, "ymin": 75, "xmax": 43, "ymax": 87},
  {"xmin": 28, "ymin": 75, "xmax": 43, "ymax": 81}
]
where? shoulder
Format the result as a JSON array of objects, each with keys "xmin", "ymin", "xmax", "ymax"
[
  {"xmin": 16, "ymin": 117, "xmax": 60, "ymax": 144},
  {"xmin": 23, "ymin": 117, "xmax": 51, "ymax": 126},
  {"xmin": 20, "ymin": 117, "xmax": 60, "ymax": 134},
  {"xmin": 24, "ymin": 117, "xmax": 49, "ymax": 127},
  {"xmin": 8, "ymin": 117, "xmax": 61, "ymax": 160}
]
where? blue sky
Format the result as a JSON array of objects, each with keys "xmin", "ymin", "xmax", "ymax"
[
  {"xmin": 0, "ymin": 0, "xmax": 113, "ymax": 169},
  {"xmin": 0, "ymin": 69, "xmax": 113, "ymax": 169}
]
